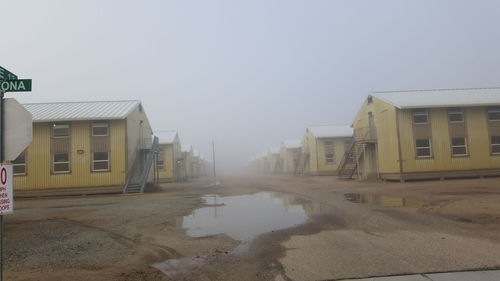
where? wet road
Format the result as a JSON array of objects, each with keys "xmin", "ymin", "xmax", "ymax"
[{"xmin": 6, "ymin": 175, "xmax": 500, "ymax": 281}]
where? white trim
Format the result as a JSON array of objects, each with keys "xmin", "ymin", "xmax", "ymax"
[
  {"xmin": 92, "ymin": 152, "xmax": 110, "ymax": 172},
  {"xmin": 451, "ymin": 137, "xmax": 468, "ymax": 156},
  {"xmin": 416, "ymin": 139, "xmax": 432, "ymax": 158}
]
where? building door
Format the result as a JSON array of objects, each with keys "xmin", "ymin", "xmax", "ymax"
[{"xmin": 368, "ymin": 112, "xmax": 376, "ymax": 140}]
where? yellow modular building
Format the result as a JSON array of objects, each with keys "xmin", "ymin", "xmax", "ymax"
[
  {"xmin": 180, "ymin": 144, "xmax": 193, "ymax": 180},
  {"xmin": 13, "ymin": 100, "xmax": 155, "ymax": 193},
  {"xmin": 298, "ymin": 125, "xmax": 353, "ymax": 175},
  {"xmin": 192, "ymin": 150, "xmax": 201, "ymax": 178},
  {"xmin": 279, "ymin": 140, "xmax": 301, "ymax": 174},
  {"xmin": 155, "ymin": 131, "xmax": 182, "ymax": 182},
  {"xmin": 267, "ymin": 147, "xmax": 281, "ymax": 174},
  {"xmin": 345, "ymin": 88, "xmax": 500, "ymax": 181}
]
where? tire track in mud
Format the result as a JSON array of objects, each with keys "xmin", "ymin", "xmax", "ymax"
[{"xmin": 58, "ymin": 217, "xmax": 181, "ymax": 260}]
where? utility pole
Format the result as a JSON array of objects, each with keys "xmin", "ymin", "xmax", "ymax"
[
  {"xmin": 0, "ymin": 91, "xmax": 4, "ymax": 281},
  {"xmin": 212, "ymin": 141, "xmax": 216, "ymax": 178}
]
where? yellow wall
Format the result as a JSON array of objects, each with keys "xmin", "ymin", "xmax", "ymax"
[
  {"xmin": 181, "ymin": 150, "xmax": 193, "ymax": 178},
  {"xmin": 279, "ymin": 145, "xmax": 300, "ymax": 174},
  {"xmin": 158, "ymin": 143, "xmax": 174, "ymax": 180},
  {"xmin": 398, "ymin": 106, "xmax": 500, "ymax": 173},
  {"xmin": 353, "ymin": 97, "xmax": 400, "ymax": 174},
  {"xmin": 14, "ymin": 120, "xmax": 127, "ymax": 190},
  {"xmin": 266, "ymin": 153, "xmax": 280, "ymax": 173},
  {"xmin": 301, "ymin": 130, "xmax": 350, "ymax": 174},
  {"xmin": 316, "ymin": 138, "xmax": 349, "ymax": 173},
  {"xmin": 302, "ymin": 131, "xmax": 318, "ymax": 173}
]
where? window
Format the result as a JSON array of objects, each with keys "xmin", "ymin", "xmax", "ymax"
[
  {"xmin": 324, "ymin": 140, "xmax": 334, "ymax": 164},
  {"xmin": 53, "ymin": 124, "xmax": 69, "ymax": 137},
  {"xmin": 488, "ymin": 107, "xmax": 500, "ymax": 121},
  {"xmin": 412, "ymin": 110, "xmax": 428, "ymax": 124},
  {"xmin": 325, "ymin": 153, "xmax": 334, "ymax": 164},
  {"xmin": 13, "ymin": 153, "xmax": 26, "ymax": 175},
  {"xmin": 451, "ymin": 137, "xmax": 468, "ymax": 156},
  {"xmin": 367, "ymin": 96, "xmax": 373, "ymax": 104},
  {"xmin": 157, "ymin": 160, "xmax": 165, "ymax": 171},
  {"xmin": 53, "ymin": 153, "xmax": 70, "ymax": 173},
  {"xmin": 92, "ymin": 120, "xmax": 109, "ymax": 136},
  {"xmin": 415, "ymin": 139, "xmax": 432, "ymax": 158},
  {"xmin": 491, "ymin": 136, "xmax": 500, "ymax": 154},
  {"xmin": 92, "ymin": 152, "xmax": 109, "ymax": 171},
  {"xmin": 448, "ymin": 108, "xmax": 464, "ymax": 123}
]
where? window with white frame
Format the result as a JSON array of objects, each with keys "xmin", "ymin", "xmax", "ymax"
[
  {"xmin": 488, "ymin": 107, "xmax": 500, "ymax": 121},
  {"xmin": 451, "ymin": 137, "xmax": 468, "ymax": 156},
  {"xmin": 491, "ymin": 136, "xmax": 500, "ymax": 154},
  {"xmin": 448, "ymin": 108, "xmax": 464, "ymax": 123},
  {"xmin": 412, "ymin": 110, "xmax": 428, "ymax": 124},
  {"xmin": 53, "ymin": 123, "xmax": 69, "ymax": 137},
  {"xmin": 325, "ymin": 153, "xmax": 334, "ymax": 164},
  {"xmin": 13, "ymin": 152, "xmax": 26, "ymax": 175},
  {"xmin": 92, "ymin": 152, "xmax": 109, "ymax": 171},
  {"xmin": 324, "ymin": 140, "xmax": 334, "ymax": 164},
  {"xmin": 415, "ymin": 139, "xmax": 432, "ymax": 158},
  {"xmin": 92, "ymin": 120, "xmax": 109, "ymax": 136},
  {"xmin": 53, "ymin": 153, "xmax": 70, "ymax": 173},
  {"xmin": 157, "ymin": 160, "xmax": 165, "ymax": 171}
]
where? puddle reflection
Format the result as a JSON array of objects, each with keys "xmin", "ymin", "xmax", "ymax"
[
  {"xmin": 344, "ymin": 193, "xmax": 424, "ymax": 207},
  {"xmin": 182, "ymin": 192, "xmax": 328, "ymax": 241}
]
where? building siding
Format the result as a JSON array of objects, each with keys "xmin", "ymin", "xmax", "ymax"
[
  {"xmin": 158, "ymin": 143, "xmax": 174, "ymax": 181},
  {"xmin": 398, "ymin": 106, "xmax": 500, "ymax": 173},
  {"xmin": 14, "ymin": 120, "xmax": 127, "ymax": 190},
  {"xmin": 301, "ymin": 130, "xmax": 351, "ymax": 175}
]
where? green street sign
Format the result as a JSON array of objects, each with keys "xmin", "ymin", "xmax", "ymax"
[
  {"xmin": 0, "ymin": 80, "xmax": 32, "ymax": 92},
  {"xmin": 0, "ymin": 67, "xmax": 18, "ymax": 81}
]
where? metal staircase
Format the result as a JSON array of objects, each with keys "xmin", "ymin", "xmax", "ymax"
[
  {"xmin": 337, "ymin": 141, "xmax": 364, "ymax": 180},
  {"xmin": 295, "ymin": 153, "xmax": 309, "ymax": 175},
  {"xmin": 123, "ymin": 136, "xmax": 160, "ymax": 194}
]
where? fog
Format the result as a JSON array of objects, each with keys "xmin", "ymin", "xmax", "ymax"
[{"xmin": 2, "ymin": 0, "xmax": 500, "ymax": 174}]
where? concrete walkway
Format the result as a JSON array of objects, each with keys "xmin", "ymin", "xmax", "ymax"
[{"xmin": 340, "ymin": 269, "xmax": 500, "ymax": 281}]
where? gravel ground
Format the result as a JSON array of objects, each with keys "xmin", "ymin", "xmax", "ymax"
[{"xmin": 5, "ymin": 175, "xmax": 500, "ymax": 280}]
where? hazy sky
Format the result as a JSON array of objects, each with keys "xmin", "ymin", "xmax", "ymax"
[{"xmin": 3, "ymin": 0, "xmax": 500, "ymax": 173}]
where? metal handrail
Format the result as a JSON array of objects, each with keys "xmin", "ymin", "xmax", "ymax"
[
  {"xmin": 354, "ymin": 127, "xmax": 376, "ymax": 142},
  {"xmin": 123, "ymin": 143, "xmax": 141, "ymax": 193},
  {"xmin": 139, "ymin": 136, "xmax": 159, "ymax": 193}
]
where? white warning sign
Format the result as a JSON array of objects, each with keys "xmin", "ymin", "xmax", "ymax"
[{"xmin": 0, "ymin": 164, "xmax": 13, "ymax": 215}]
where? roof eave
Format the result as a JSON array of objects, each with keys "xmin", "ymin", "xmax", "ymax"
[{"xmin": 33, "ymin": 117, "xmax": 126, "ymax": 123}]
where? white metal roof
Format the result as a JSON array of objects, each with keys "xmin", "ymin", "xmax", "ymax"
[
  {"xmin": 372, "ymin": 88, "xmax": 500, "ymax": 109},
  {"xmin": 268, "ymin": 147, "xmax": 280, "ymax": 154},
  {"xmin": 181, "ymin": 144, "xmax": 192, "ymax": 152},
  {"xmin": 23, "ymin": 100, "xmax": 141, "ymax": 122},
  {"xmin": 155, "ymin": 131, "xmax": 178, "ymax": 144},
  {"xmin": 282, "ymin": 140, "xmax": 301, "ymax": 148},
  {"xmin": 307, "ymin": 125, "xmax": 353, "ymax": 138}
]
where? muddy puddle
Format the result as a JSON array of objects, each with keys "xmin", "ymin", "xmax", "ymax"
[
  {"xmin": 182, "ymin": 192, "xmax": 315, "ymax": 241},
  {"xmin": 344, "ymin": 193, "xmax": 424, "ymax": 207},
  {"xmin": 153, "ymin": 191, "xmax": 329, "ymax": 277}
]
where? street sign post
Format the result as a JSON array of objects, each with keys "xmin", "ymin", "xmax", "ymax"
[
  {"xmin": 0, "ymin": 65, "xmax": 32, "ymax": 281},
  {"xmin": 0, "ymin": 79, "xmax": 32, "ymax": 92},
  {"xmin": 0, "ymin": 67, "xmax": 17, "ymax": 81},
  {"xmin": 4, "ymin": 99, "xmax": 32, "ymax": 161}
]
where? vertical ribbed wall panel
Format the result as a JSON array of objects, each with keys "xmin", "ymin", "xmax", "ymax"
[{"xmin": 14, "ymin": 120, "xmax": 127, "ymax": 190}]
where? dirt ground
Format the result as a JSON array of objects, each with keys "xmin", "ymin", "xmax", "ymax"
[{"xmin": 5, "ymin": 175, "xmax": 500, "ymax": 281}]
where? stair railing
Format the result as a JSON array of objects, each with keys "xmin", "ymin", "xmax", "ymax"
[
  {"xmin": 123, "ymin": 143, "xmax": 142, "ymax": 193},
  {"xmin": 138, "ymin": 136, "xmax": 160, "ymax": 193}
]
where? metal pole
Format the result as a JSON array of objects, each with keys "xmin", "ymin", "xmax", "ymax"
[
  {"xmin": 212, "ymin": 141, "xmax": 216, "ymax": 178},
  {"xmin": 0, "ymin": 91, "xmax": 4, "ymax": 281}
]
